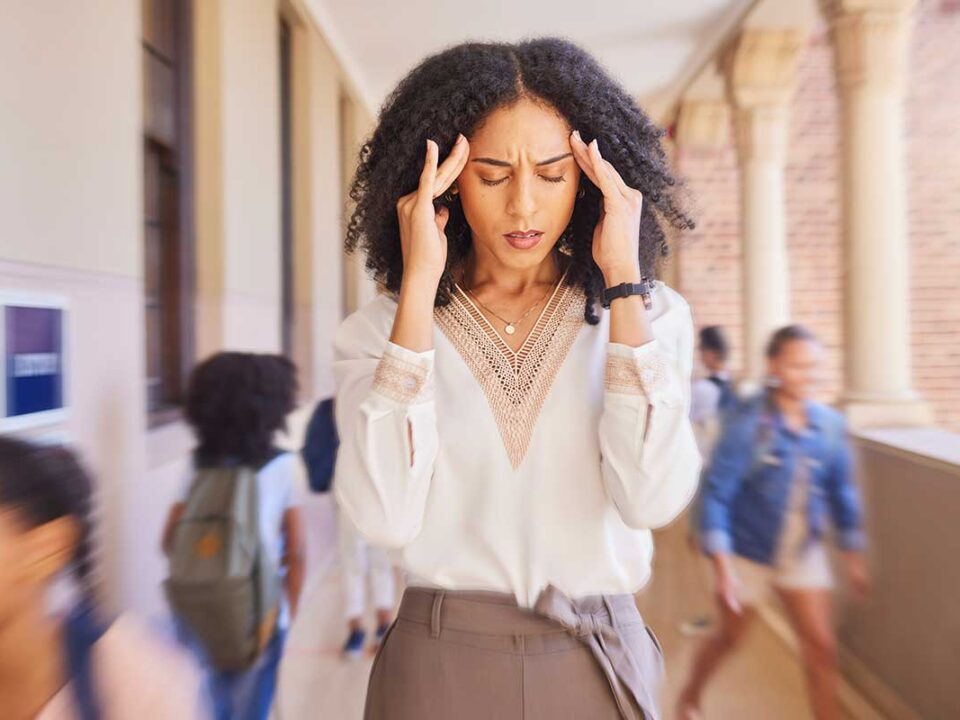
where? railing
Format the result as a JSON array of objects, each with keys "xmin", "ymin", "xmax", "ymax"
[{"xmin": 836, "ymin": 429, "xmax": 960, "ymax": 720}]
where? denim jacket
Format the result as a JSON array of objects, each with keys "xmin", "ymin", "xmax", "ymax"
[{"xmin": 699, "ymin": 391, "xmax": 865, "ymax": 565}]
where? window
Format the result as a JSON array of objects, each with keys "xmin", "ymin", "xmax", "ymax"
[{"xmin": 142, "ymin": 0, "xmax": 194, "ymax": 420}]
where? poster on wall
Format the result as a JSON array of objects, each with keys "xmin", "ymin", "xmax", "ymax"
[{"xmin": 0, "ymin": 294, "xmax": 67, "ymax": 432}]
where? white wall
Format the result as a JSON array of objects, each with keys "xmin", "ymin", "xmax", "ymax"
[
  {"xmin": 0, "ymin": 0, "xmax": 142, "ymax": 277},
  {"xmin": 303, "ymin": 27, "xmax": 346, "ymax": 399},
  {"xmin": 0, "ymin": 0, "xmax": 146, "ymax": 612},
  {"xmin": 221, "ymin": 0, "xmax": 284, "ymax": 353}
]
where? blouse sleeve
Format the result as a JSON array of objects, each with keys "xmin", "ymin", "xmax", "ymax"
[
  {"xmin": 332, "ymin": 307, "xmax": 439, "ymax": 548},
  {"xmin": 598, "ymin": 297, "xmax": 702, "ymax": 529}
]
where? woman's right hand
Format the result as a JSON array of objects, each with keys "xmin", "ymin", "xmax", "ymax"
[{"xmin": 395, "ymin": 135, "xmax": 470, "ymax": 289}]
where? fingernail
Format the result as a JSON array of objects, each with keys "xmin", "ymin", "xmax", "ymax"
[
  {"xmin": 455, "ymin": 133, "xmax": 465, "ymax": 145},
  {"xmin": 571, "ymin": 130, "xmax": 582, "ymax": 141}
]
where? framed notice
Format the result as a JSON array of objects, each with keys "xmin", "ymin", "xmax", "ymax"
[{"xmin": 0, "ymin": 293, "xmax": 68, "ymax": 432}]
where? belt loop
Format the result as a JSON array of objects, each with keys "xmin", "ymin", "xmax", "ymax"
[
  {"xmin": 602, "ymin": 595, "xmax": 619, "ymax": 631},
  {"xmin": 430, "ymin": 591, "xmax": 445, "ymax": 638}
]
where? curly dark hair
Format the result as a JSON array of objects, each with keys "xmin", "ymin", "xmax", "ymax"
[
  {"xmin": 346, "ymin": 37, "xmax": 693, "ymax": 324},
  {"xmin": 185, "ymin": 352, "xmax": 298, "ymax": 466},
  {"xmin": 0, "ymin": 437, "xmax": 96, "ymax": 586}
]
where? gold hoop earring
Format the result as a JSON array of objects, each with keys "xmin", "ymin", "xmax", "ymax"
[
  {"xmin": 577, "ymin": 187, "xmax": 586, "ymax": 199},
  {"xmin": 444, "ymin": 188, "xmax": 459, "ymax": 203}
]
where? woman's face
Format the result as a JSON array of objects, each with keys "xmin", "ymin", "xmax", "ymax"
[
  {"xmin": 456, "ymin": 97, "xmax": 581, "ymax": 272},
  {"xmin": 768, "ymin": 339, "xmax": 823, "ymax": 401}
]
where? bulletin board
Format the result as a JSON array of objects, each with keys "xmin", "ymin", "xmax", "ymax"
[{"xmin": 0, "ymin": 293, "xmax": 68, "ymax": 432}]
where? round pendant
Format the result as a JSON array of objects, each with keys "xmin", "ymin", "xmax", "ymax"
[{"xmin": 504, "ymin": 324, "xmax": 516, "ymax": 335}]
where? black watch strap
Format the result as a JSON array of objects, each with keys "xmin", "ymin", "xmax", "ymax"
[{"xmin": 602, "ymin": 279, "xmax": 655, "ymax": 309}]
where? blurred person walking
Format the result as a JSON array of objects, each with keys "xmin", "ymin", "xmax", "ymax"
[
  {"xmin": 162, "ymin": 353, "xmax": 306, "ymax": 720},
  {"xmin": 0, "ymin": 437, "xmax": 206, "ymax": 719},
  {"xmin": 680, "ymin": 325, "xmax": 735, "ymax": 637},
  {"xmin": 690, "ymin": 325, "xmax": 735, "ymax": 455},
  {"xmin": 301, "ymin": 398, "xmax": 396, "ymax": 660},
  {"xmin": 678, "ymin": 325, "xmax": 869, "ymax": 720}
]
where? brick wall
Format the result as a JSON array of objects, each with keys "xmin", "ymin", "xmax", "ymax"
[
  {"xmin": 907, "ymin": 0, "xmax": 960, "ymax": 431},
  {"xmin": 673, "ymin": 137, "xmax": 745, "ymax": 375},
  {"xmin": 672, "ymin": 0, "xmax": 960, "ymax": 430}
]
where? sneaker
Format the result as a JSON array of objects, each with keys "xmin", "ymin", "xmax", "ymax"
[
  {"xmin": 342, "ymin": 629, "xmax": 366, "ymax": 660},
  {"xmin": 679, "ymin": 616, "xmax": 713, "ymax": 637}
]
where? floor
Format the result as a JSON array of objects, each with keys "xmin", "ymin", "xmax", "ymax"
[{"xmin": 269, "ymin": 486, "xmax": 870, "ymax": 719}]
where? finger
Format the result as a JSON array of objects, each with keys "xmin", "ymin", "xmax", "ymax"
[
  {"xmin": 434, "ymin": 205, "xmax": 450, "ymax": 234},
  {"xmin": 433, "ymin": 135, "xmax": 470, "ymax": 197},
  {"xmin": 588, "ymin": 139, "xmax": 622, "ymax": 201},
  {"xmin": 417, "ymin": 139, "xmax": 439, "ymax": 200},
  {"xmin": 570, "ymin": 130, "xmax": 602, "ymax": 188}
]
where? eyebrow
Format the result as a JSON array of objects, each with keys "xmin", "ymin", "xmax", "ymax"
[{"xmin": 471, "ymin": 152, "xmax": 573, "ymax": 168}]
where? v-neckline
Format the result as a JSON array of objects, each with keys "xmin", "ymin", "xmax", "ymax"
[
  {"xmin": 435, "ymin": 273, "xmax": 585, "ymax": 469},
  {"xmin": 452, "ymin": 268, "xmax": 570, "ymax": 374}
]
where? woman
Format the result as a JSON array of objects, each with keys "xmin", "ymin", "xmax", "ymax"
[
  {"xmin": 0, "ymin": 437, "xmax": 205, "ymax": 719},
  {"xmin": 334, "ymin": 38, "xmax": 701, "ymax": 719},
  {"xmin": 680, "ymin": 325, "xmax": 869, "ymax": 720},
  {"xmin": 162, "ymin": 353, "xmax": 306, "ymax": 720}
]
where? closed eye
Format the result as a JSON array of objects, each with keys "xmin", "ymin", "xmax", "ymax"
[{"xmin": 479, "ymin": 175, "xmax": 566, "ymax": 187}]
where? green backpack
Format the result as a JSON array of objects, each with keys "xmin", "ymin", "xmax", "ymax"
[{"xmin": 165, "ymin": 462, "xmax": 281, "ymax": 672}]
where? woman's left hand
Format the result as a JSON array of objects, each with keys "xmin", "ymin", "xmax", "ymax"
[{"xmin": 570, "ymin": 130, "xmax": 644, "ymax": 285}]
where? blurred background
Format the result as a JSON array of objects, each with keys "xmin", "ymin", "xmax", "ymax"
[{"xmin": 1, "ymin": 0, "xmax": 957, "ymax": 718}]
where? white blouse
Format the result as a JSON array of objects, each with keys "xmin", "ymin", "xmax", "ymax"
[{"xmin": 333, "ymin": 278, "xmax": 701, "ymax": 607}]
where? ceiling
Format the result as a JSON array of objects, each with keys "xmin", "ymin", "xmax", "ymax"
[{"xmin": 304, "ymin": 0, "xmax": 756, "ymax": 116}]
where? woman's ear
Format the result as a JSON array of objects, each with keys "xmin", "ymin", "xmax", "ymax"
[{"xmin": 23, "ymin": 516, "xmax": 80, "ymax": 583}]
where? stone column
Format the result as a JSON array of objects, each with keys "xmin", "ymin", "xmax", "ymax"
[
  {"xmin": 830, "ymin": 0, "xmax": 932, "ymax": 427},
  {"xmin": 728, "ymin": 28, "xmax": 805, "ymax": 381}
]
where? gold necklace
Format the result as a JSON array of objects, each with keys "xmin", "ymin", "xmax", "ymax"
[{"xmin": 464, "ymin": 283, "xmax": 555, "ymax": 336}]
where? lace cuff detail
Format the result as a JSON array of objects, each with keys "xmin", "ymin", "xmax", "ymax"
[
  {"xmin": 605, "ymin": 342, "xmax": 676, "ymax": 402},
  {"xmin": 372, "ymin": 346, "xmax": 433, "ymax": 404}
]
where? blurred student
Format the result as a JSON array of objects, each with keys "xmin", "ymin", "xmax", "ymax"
[
  {"xmin": 678, "ymin": 325, "xmax": 869, "ymax": 720},
  {"xmin": 301, "ymin": 398, "xmax": 395, "ymax": 660},
  {"xmin": 162, "ymin": 353, "xmax": 306, "ymax": 720},
  {"xmin": 681, "ymin": 325, "xmax": 735, "ymax": 637},
  {"xmin": 690, "ymin": 325, "xmax": 735, "ymax": 456},
  {"xmin": 0, "ymin": 437, "xmax": 205, "ymax": 719}
]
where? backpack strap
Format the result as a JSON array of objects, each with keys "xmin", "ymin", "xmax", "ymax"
[{"xmin": 64, "ymin": 601, "xmax": 107, "ymax": 720}]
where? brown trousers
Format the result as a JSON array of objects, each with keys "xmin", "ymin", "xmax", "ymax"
[{"xmin": 364, "ymin": 587, "xmax": 664, "ymax": 720}]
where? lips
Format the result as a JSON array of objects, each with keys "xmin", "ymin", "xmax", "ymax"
[{"xmin": 504, "ymin": 229, "xmax": 544, "ymax": 250}]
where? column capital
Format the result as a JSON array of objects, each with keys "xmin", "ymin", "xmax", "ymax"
[
  {"xmin": 828, "ymin": 1, "xmax": 916, "ymax": 90},
  {"xmin": 674, "ymin": 99, "xmax": 731, "ymax": 151},
  {"xmin": 728, "ymin": 28, "xmax": 806, "ymax": 108},
  {"xmin": 823, "ymin": 0, "xmax": 915, "ymax": 16},
  {"xmin": 736, "ymin": 101, "xmax": 791, "ymax": 164}
]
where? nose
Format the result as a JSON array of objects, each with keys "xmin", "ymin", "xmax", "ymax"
[{"xmin": 505, "ymin": 173, "xmax": 537, "ymax": 221}]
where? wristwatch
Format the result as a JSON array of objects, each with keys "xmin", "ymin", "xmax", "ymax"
[{"xmin": 601, "ymin": 279, "xmax": 655, "ymax": 310}]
